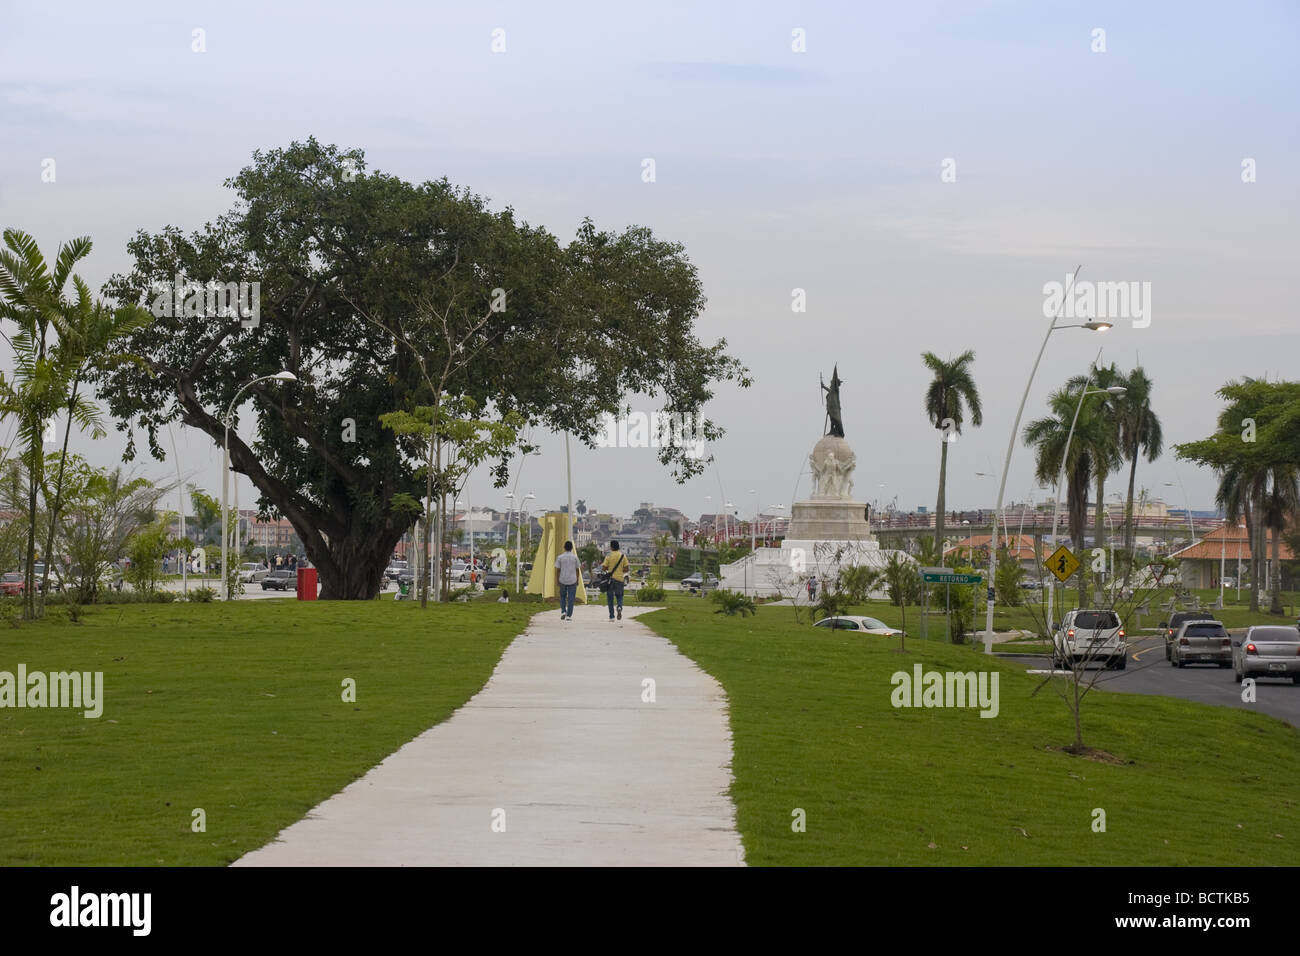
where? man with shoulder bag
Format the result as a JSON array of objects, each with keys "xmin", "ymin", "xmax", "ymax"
[{"xmin": 600, "ymin": 540, "xmax": 630, "ymax": 622}]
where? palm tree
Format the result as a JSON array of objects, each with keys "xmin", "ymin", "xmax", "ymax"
[
  {"xmin": 1216, "ymin": 462, "xmax": 1267, "ymax": 612},
  {"xmin": 1066, "ymin": 363, "xmax": 1126, "ymax": 569},
  {"xmin": 38, "ymin": 281, "xmax": 150, "ymax": 601},
  {"xmin": 0, "ymin": 229, "xmax": 91, "ymax": 618},
  {"xmin": 922, "ymin": 351, "xmax": 982, "ymax": 552},
  {"xmin": 1263, "ymin": 466, "xmax": 1300, "ymax": 615},
  {"xmin": 1114, "ymin": 366, "xmax": 1162, "ymax": 586},
  {"xmin": 1024, "ymin": 385, "xmax": 1119, "ymax": 606}
]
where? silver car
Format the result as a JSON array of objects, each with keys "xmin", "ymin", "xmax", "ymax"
[
  {"xmin": 1170, "ymin": 620, "xmax": 1231, "ymax": 668},
  {"xmin": 1233, "ymin": 625, "xmax": 1300, "ymax": 684}
]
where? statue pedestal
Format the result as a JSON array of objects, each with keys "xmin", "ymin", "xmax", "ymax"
[
  {"xmin": 784, "ymin": 499, "xmax": 873, "ymax": 541},
  {"xmin": 718, "ymin": 431, "xmax": 915, "ymax": 597}
]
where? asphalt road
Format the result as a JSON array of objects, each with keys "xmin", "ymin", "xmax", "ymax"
[{"xmin": 1003, "ymin": 634, "xmax": 1300, "ymax": 729}]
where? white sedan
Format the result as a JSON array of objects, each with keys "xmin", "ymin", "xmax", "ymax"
[
  {"xmin": 813, "ymin": 615, "xmax": 904, "ymax": 636},
  {"xmin": 238, "ymin": 563, "xmax": 270, "ymax": 584}
]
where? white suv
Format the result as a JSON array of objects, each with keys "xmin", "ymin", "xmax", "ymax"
[{"xmin": 1053, "ymin": 609, "xmax": 1127, "ymax": 670}]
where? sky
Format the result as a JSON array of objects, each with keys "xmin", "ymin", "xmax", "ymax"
[{"xmin": 1, "ymin": 0, "xmax": 1297, "ymax": 526}]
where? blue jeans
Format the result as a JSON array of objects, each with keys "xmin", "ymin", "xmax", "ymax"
[
  {"xmin": 606, "ymin": 580, "xmax": 625, "ymax": 617},
  {"xmin": 559, "ymin": 583, "xmax": 577, "ymax": 617}
]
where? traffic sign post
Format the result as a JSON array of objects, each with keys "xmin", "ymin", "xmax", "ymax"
[
  {"xmin": 1047, "ymin": 546, "xmax": 1079, "ymax": 583},
  {"xmin": 921, "ymin": 567, "xmax": 983, "ymax": 585}
]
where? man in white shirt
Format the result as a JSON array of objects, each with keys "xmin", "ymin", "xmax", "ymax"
[{"xmin": 554, "ymin": 541, "xmax": 581, "ymax": 620}]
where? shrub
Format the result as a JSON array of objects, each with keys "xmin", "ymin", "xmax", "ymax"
[
  {"xmin": 186, "ymin": 587, "xmax": 217, "ymax": 603},
  {"xmin": 813, "ymin": 590, "xmax": 853, "ymax": 621},
  {"xmin": 638, "ymin": 584, "xmax": 666, "ymax": 602},
  {"xmin": 710, "ymin": 588, "xmax": 755, "ymax": 617}
]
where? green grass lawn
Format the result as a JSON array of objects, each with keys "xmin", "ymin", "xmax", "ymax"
[
  {"xmin": 640, "ymin": 601, "xmax": 1299, "ymax": 866},
  {"xmin": 0, "ymin": 599, "xmax": 537, "ymax": 865}
]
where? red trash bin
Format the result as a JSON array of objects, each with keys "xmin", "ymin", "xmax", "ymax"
[{"xmin": 296, "ymin": 567, "xmax": 318, "ymax": 600}]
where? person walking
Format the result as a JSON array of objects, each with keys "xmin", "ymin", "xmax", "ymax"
[
  {"xmin": 602, "ymin": 540, "xmax": 630, "ymax": 622},
  {"xmin": 555, "ymin": 541, "xmax": 580, "ymax": 621},
  {"xmin": 807, "ymin": 574, "xmax": 818, "ymax": 602}
]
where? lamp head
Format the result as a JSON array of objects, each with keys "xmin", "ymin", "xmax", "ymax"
[
  {"xmin": 272, "ymin": 371, "xmax": 297, "ymax": 382},
  {"xmin": 1083, "ymin": 321, "xmax": 1113, "ymax": 332},
  {"xmin": 1105, "ymin": 386, "xmax": 1128, "ymax": 396}
]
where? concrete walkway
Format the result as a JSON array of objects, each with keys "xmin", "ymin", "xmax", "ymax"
[{"xmin": 235, "ymin": 604, "xmax": 744, "ymax": 866}]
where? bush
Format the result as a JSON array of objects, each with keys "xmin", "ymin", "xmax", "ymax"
[
  {"xmin": 710, "ymin": 588, "xmax": 756, "ymax": 617},
  {"xmin": 186, "ymin": 587, "xmax": 217, "ymax": 603},
  {"xmin": 638, "ymin": 584, "xmax": 666, "ymax": 602},
  {"xmin": 813, "ymin": 590, "xmax": 853, "ymax": 621}
]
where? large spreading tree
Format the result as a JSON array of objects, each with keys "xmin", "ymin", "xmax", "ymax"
[{"xmin": 98, "ymin": 139, "xmax": 748, "ymax": 599}]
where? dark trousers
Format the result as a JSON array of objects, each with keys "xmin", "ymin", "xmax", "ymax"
[
  {"xmin": 559, "ymin": 583, "xmax": 577, "ymax": 617},
  {"xmin": 606, "ymin": 580, "xmax": 625, "ymax": 617}
]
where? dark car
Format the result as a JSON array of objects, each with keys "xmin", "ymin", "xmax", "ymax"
[
  {"xmin": 1170, "ymin": 620, "xmax": 1231, "ymax": 668},
  {"xmin": 1161, "ymin": 610, "xmax": 1215, "ymax": 660},
  {"xmin": 481, "ymin": 569, "xmax": 506, "ymax": 589},
  {"xmin": 261, "ymin": 570, "xmax": 295, "ymax": 591},
  {"xmin": 682, "ymin": 572, "xmax": 719, "ymax": 593}
]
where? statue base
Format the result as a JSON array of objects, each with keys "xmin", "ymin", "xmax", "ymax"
[{"xmin": 784, "ymin": 499, "xmax": 874, "ymax": 541}]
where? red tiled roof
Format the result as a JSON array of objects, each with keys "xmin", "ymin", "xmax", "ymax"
[{"xmin": 1171, "ymin": 523, "xmax": 1294, "ymax": 561}]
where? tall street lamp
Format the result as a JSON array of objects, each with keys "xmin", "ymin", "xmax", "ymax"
[
  {"xmin": 983, "ymin": 265, "xmax": 1114, "ymax": 651},
  {"xmin": 511, "ymin": 492, "xmax": 535, "ymax": 593},
  {"xmin": 1045, "ymin": 380, "xmax": 1127, "ymax": 631},
  {"xmin": 222, "ymin": 371, "xmax": 296, "ymax": 599}
]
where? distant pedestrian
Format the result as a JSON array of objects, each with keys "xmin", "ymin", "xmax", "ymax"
[
  {"xmin": 498, "ymin": 588, "xmax": 510, "ymax": 604},
  {"xmin": 555, "ymin": 541, "xmax": 580, "ymax": 620},
  {"xmin": 602, "ymin": 540, "xmax": 630, "ymax": 622},
  {"xmin": 807, "ymin": 575, "xmax": 818, "ymax": 601}
]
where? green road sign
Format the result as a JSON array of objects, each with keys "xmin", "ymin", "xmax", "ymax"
[{"xmin": 921, "ymin": 567, "xmax": 983, "ymax": 585}]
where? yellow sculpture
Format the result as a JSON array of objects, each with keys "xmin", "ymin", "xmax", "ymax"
[{"xmin": 525, "ymin": 512, "xmax": 588, "ymax": 603}]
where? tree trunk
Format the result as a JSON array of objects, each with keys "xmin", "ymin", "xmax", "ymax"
[
  {"xmin": 934, "ymin": 436, "xmax": 948, "ymax": 553},
  {"xmin": 1095, "ymin": 474, "xmax": 1107, "ymax": 595},
  {"xmin": 1123, "ymin": 451, "xmax": 1138, "ymax": 587},
  {"xmin": 40, "ymin": 379, "xmax": 80, "ymax": 612},
  {"xmin": 1250, "ymin": 490, "xmax": 1265, "ymax": 613},
  {"xmin": 24, "ymin": 425, "xmax": 40, "ymax": 621},
  {"xmin": 1270, "ymin": 521, "xmax": 1283, "ymax": 615}
]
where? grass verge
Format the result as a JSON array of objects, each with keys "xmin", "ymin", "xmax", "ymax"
[
  {"xmin": 0, "ymin": 599, "xmax": 537, "ymax": 865},
  {"xmin": 640, "ymin": 601, "xmax": 1298, "ymax": 865}
]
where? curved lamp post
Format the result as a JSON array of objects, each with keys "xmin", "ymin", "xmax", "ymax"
[
  {"xmin": 222, "ymin": 371, "xmax": 296, "ymax": 599},
  {"xmin": 982, "ymin": 265, "xmax": 1114, "ymax": 651}
]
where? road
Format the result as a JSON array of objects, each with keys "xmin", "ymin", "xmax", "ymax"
[{"xmin": 1002, "ymin": 634, "xmax": 1300, "ymax": 729}]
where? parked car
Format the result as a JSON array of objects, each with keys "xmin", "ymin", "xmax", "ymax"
[
  {"xmin": 1170, "ymin": 619, "xmax": 1231, "ymax": 668},
  {"xmin": 384, "ymin": 561, "xmax": 408, "ymax": 582},
  {"xmin": 261, "ymin": 569, "xmax": 295, "ymax": 591},
  {"xmin": 1053, "ymin": 608, "xmax": 1127, "ymax": 669},
  {"xmin": 813, "ymin": 615, "xmax": 904, "ymax": 636},
  {"xmin": 682, "ymin": 572, "xmax": 719, "ymax": 593},
  {"xmin": 1233, "ymin": 625, "xmax": 1300, "ymax": 684},
  {"xmin": 1160, "ymin": 610, "xmax": 1216, "ymax": 660},
  {"xmin": 0, "ymin": 572, "xmax": 24, "ymax": 596},
  {"xmin": 482, "ymin": 569, "xmax": 506, "ymax": 589},
  {"xmin": 238, "ymin": 562, "xmax": 269, "ymax": 584}
]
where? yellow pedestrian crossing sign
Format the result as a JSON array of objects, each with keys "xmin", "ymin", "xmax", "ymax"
[{"xmin": 1048, "ymin": 545, "xmax": 1080, "ymax": 583}]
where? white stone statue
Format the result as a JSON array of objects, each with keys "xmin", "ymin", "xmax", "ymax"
[{"xmin": 810, "ymin": 444, "xmax": 856, "ymax": 499}]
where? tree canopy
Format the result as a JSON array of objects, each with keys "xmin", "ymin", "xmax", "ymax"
[{"xmin": 98, "ymin": 139, "xmax": 749, "ymax": 598}]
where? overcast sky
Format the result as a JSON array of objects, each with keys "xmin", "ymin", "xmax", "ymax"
[{"xmin": 2, "ymin": 0, "xmax": 1297, "ymax": 526}]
